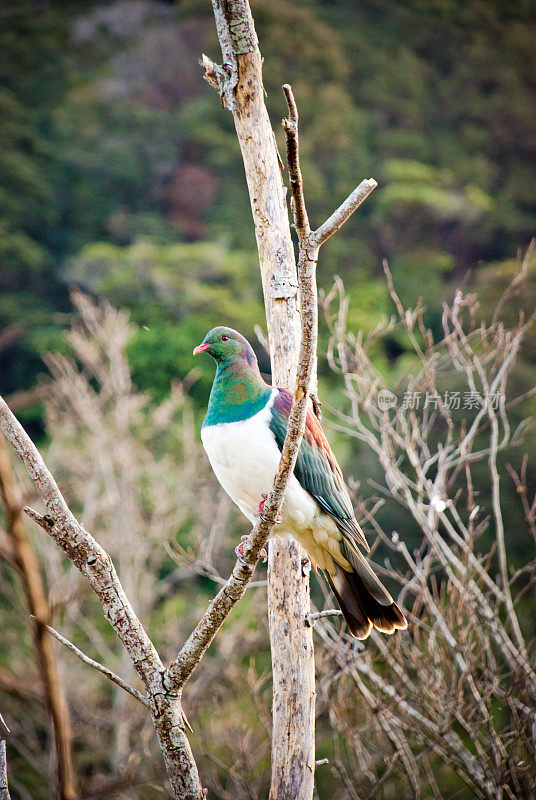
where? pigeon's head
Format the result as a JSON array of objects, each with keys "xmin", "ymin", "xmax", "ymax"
[{"xmin": 193, "ymin": 326, "xmax": 257, "ymax": 367}]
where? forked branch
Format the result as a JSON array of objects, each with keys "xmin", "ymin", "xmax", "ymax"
[
  {"xmin": 282, "ymin": 84, "xmax": 377, "ymax": 251},
  {"xmin": 281, "ymin": 83, "xmax": 377, "ymax": 415}
]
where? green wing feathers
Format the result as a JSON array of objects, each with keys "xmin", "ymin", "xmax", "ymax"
[
  {"xmin": 270, "ymin": 390, "xmax": 369, "ymax": 552},
  {"xmin": 270, "ymin": 389, "xmax": 407, "ymax": 639}
]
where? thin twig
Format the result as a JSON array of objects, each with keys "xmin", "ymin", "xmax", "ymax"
[
  {"xmin": 305, "ymin": 609, "xmax": 342, "ymax": 626},
  {"xmin": 488, "ymin": 405, "xmax": 528, "ymax": 656},
  {"xmin": 38, "ymin": 620, "xmax": 151, "ymax": 710},
  {"xmin": 282, "ymin": 84, "xmax": 310, "ymax": 238},
  {"xmin": 314, "ymin": 179, "xmax": 377, "ymax": 247}
]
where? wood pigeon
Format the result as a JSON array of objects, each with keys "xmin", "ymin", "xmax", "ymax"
[{"xmin": 194, "ymin": 326, "xmax": 407, "ymax": 639}]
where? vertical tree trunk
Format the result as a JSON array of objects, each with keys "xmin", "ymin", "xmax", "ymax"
[{"xmin": 206, "ymin": 2, "xmax": 316, "ymax": 797}]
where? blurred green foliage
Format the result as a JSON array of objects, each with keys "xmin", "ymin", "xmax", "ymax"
[
  {"xmin": 64, "ymin": 239, "xmax": 265, "ymax": 398},
  {"xmin": 1, "ymin": 0, "xmax": 535, "ymax": 406}
]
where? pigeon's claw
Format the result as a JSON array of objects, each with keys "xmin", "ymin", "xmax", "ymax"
[
  {"xmin": 257, "ymin": 493, "xmax": 268, "ymax": 516},
  {"xmin": 235, "ymin": 534, "xmax": 267, "ymax": 563},
  {"xmin": 258, "ymin": 492, "xmax": 282, "ymax": 524}
]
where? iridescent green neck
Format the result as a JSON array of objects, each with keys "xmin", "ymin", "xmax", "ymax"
[{"xmin": 202, "ymin": 360, "xmax": 272, "ymax": 427}]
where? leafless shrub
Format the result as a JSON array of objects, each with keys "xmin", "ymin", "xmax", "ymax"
[{"xmin": 312, "ymin": 255, "xmax": 536, "ymax": 799}]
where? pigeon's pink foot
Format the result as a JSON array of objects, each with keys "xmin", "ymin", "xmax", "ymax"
[
  {"xmin": 235, "ymin": 535, "xmax": 268, "ymax": 563},
  {"xmin": 257, "ymin": 492, "xmax": 283, "ymax": 523}
]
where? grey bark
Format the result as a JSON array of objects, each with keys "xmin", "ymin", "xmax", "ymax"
[{"xmin": 0, "ymin": 741, "xmax": 11, "ymax": 800}]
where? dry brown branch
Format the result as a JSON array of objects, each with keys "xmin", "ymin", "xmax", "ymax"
[
  {"xmin": 306, "ymin": 609, "xmax": 342, "ymax": 626},
  {"xmin": 281, "ymin": 85, "xmax": 310, "ymax": 238},
  {"xmin": 281, "ymin": 82, "xmax": 376, "ymax": 410},
  {"xmin": 0, "ymin": 434, "xmax": 77, "ymax": 800},
  {"xmin": 313, "ymin": 180, "xmax": 377, "ymax": 248}
]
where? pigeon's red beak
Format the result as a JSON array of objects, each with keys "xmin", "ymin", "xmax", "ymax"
[{"xmin": 193, "ymin": 342, "xmax": 210, "ymax": 356}]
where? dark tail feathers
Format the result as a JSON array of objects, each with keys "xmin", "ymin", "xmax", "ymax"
[{"xmin": 326, "ymin": 544, "xmax": 407, "ymax": 639}]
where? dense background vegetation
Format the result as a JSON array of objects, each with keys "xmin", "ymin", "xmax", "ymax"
[
  {"xmin": 1, "ymin": 0, "xmax": 535, "ymax": 797},
  {"xmin": 2, "ymin": 0, "xmax": 536, "ymax": 407}
]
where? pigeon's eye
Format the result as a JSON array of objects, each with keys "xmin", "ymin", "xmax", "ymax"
[{"xmin": 221, "ymin": 335, "xmax": 229, "ymax": 341}]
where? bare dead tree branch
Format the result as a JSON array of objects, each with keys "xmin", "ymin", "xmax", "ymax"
[
  {"xmin": 313, "ymin": 179, "xmax": 377, "ymax": 248},
  {"xmin": 281, "ymin": 82, "xmax": 377, "ymax": 407},
  {"xmin": 203, "ymin": 5, "xmax": 313, "ymax": 797},
  {"xmin": 0, "ymin": 402, "xmax": 203, "ymax": 799},
  {"xmin": 281, "ymin": 85, "xmax": 310, "ymax": 238},
  {"xmin": 305, "ymin": 609, "xmax": 343, "ymax": 626}
]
